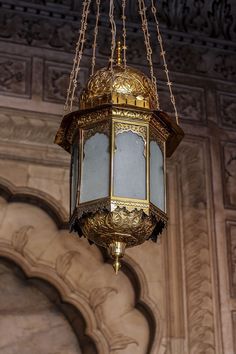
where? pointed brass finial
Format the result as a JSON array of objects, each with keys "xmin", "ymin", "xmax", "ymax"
[
  {"xmin": 109, "ymin": 240, "xmax": 126, "ymax": 274},
  {"xmin": 113, "ymin": 256, "xmax": 121, "ymax": 275},
  {"xmin": 116, "ymin": 41, "xmax": 122, "ymax": 66}
]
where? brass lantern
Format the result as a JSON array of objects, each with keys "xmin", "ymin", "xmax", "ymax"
[
  {"xmin": 55, "ymin": 2, "xmax": 184, "ymax": 273},
  {"xmin": 55, "ymin": 59, "xmax": 183, "ymax": 273}
]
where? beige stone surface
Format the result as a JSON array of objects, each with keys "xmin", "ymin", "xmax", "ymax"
[{"xmin": 0, "ymin": 262, "xmax": 81, "ymax": 354}]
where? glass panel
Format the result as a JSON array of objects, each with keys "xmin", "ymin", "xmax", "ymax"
[
  {"xmin": 113, "ymin": 131, "xmax": 146, "ymax": 199},
  {"xmin": 80, "ymin": 133, "xmax": 109, "ymax": 203},
  {"xmin": 70, "ymin": 139, "xmax": 79, "ymax": 215},
  {"xmin": 150, "ymin": 141, "xmax": 165, "ymax": 211}
]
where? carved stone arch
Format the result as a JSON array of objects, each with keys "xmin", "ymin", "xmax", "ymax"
[
  {"xmin": 0, "ymin": 256, "xmax": 98, "ymax": 354},
  {"xmin": 0, "ymin": 177, "xmax": 163, "ymax": 354},
  {"xmin": 0, "ymin": 176, "xmax": 68, "ymax": 229},
  {"xmin": 101, "ymin": 249, "xmax": 163, "ymax": 353}
]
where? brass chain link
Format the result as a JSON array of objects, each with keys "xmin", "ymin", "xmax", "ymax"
[
  {"xmin": 121, "ymin": 0, "xmax": 127, "ymax": 68},
  {"xmin": 137, "ymin": 0, "xmax": 159, "ymax": 109},
  {"xmin": 91, "ymin": 0, "xmax": 101, "ymax": 76},
  {"xmin": 150, "ymin": 0, "xmax": 179, "ymax": 124},
  {"xmin": 109, "ymin": 0, "xmax": 117, "ymax": 72},
  {"xmin": 64, "ymin": 0, "xmax": 91, "ymax": 113}
]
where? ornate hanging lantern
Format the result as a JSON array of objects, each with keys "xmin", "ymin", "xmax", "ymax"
[{"xmin": 55, "ymin": 0, "xmax": 184, "ymax": 273}]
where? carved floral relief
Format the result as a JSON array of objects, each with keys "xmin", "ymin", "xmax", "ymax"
[
  {"xmin": 226, "ymin": 221, "xmax": 236, "ymax": 297},
  {"xmin": 0, "ymin": 54, "xmax": 31, "ymax": 97},
  {"xmin": 173, "ymin": 140, "xmax": 216, "ymax": 353},
  {"xmin": 43, "ymin": 61, "xmax": 86, "ymax": 103},
  {"xmin": 218, "ymin": 93, "xmax": 236, "ymax": 129},
  {"xmin": 232, "ymin": 311, "xmax": 236, "ymax": 352},
  {"xmin": 222, "ymin": 142, "xmax": 236, "ymax": 208},
  {"xmin": 159, "ymin": 84, "xmax": 205, "ymax": 122}
]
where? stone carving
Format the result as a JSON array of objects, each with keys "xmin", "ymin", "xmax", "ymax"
[
  {"xmin": 159, "ymin": 84, "xmax": 205, "ymax": 122},
  {"xmin": 43, "ymin": 62, "xmax": 86, "ymax": 103},
  {"xmin": 89, "ymin": 287, "xmax": 138, "ymax": 353},
  {"xmin": 208, "ymin": 0, "xmax": 233, "ymax": 40},
  {"xmin": 0, "ymin": 12, "xmax": 77, "ymax": 49},
  {"xmin": 0, "ymin": 54, "xmax": 30, "ymax": 96},
  {"xmin": 226, "ymin": 222, "xmax": 236, "ymax": 297},
  {"xmin": 93, "ymin": 0, "xmax": 235, "ymax": 41},
  {"xmin": 0, "ymin": 261, "xmax": 82, "ymax": 354},
  {"xmin": 173, "ymin": 140, "xmax": 216, "ymax": 353},
  {"xmin": 12, "ymin": 225, "xmax": 33, "ymax": 254},
  {"xmin": 89, "ymin": 287, "xmax": 117, "ymax": 311},
  {"xmin": 56, "ymin": 251, "xmax": 79, "ymax": 280},
  {"xmin": 218, "ymin": 93, "xmax": 236, "ymax": 129},
  {"xmin": 214, "ymin": 54, "xmax": 236, "ymax": 80},
  {"xmin": 222, "ymin": 143, "xmax": 236, "ymax": 208},
  {"xmin": 110, "ymin": 334, "xmax": 138, "ymax": 352},
  {"xmin": 0, "ymin": 111, "xmax": 58, "ymax": 145},
  {"xmin": 0, "ymin": 6, "xmax": 236, "ymax": 82},
  {"xmin": 2, "ymin": 0, "xmax": 235, "ymax": 42},
  {"xmin": 165, "ymin": 44, "xmax": 236, "ymax": 82},
  {"xmin": 232, "ymin": 311, "xmax": 236, "ymax": 352}
]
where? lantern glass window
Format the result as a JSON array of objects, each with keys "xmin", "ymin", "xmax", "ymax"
[
  {"xmin": 113, "ymin": 130, "xmax": 146, "ymax": 199},
  {"xmin": 150, "ymin": 140, "xmax": 165, "ymax": 211},
  {"xmin": 80, "ymin": 131, "xmax": 110, "ymax": 203}
]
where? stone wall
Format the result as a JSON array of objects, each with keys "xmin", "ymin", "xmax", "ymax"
[{"xmin": 0, "ymin": 1, "xmax": 236, "ymax": 353}]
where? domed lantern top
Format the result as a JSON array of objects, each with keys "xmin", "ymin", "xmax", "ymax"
[
  {"xmin": 54, "ymin": 1, "xmax": 184, "ymax": 273},
  {"xmin": 79, "ymin": 64, "xmax": 158, "ymax": 110}
]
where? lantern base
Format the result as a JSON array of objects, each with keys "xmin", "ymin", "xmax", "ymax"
[{"xmin": 70, "ymin": 206, "xmax": 167, "ymax": 273}]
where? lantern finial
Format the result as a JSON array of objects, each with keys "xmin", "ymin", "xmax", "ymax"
[
  {"xmin": 113, "ymin": 256, "xmax": 121, "ymax": 275},
  {"xmin": 109, "ymin": 241, "xmax": 126, "ymax": 274}
]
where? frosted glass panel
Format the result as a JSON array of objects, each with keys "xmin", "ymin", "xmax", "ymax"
[
  {"xmin": 113, "ymin": 131, "xmax": 146, "ymax": 199},
  {"xmin": 80, "ymin": 133, "xmax": 109, "ymax": 203},
  {"xmin": 150, "ymin": 141, "xmax": 165, "ymax": 211},
  {"xmin": 70, "ymin": 141, "xmax": 79, "ymax": 214}
]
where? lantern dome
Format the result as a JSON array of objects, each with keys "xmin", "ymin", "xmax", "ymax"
[{"xmin": 79, "ymin": 65, "xmax": 158, "ymax": 110}]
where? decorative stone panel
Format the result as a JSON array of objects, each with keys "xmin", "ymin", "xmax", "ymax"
[
  {"xmin": 159, "ymin": 83, "xmax": 206, "ymax": 123},
  {"xmin": 172, "ymin": 138, "xmax": 218, "ymax": 353},
  {"xmin": 226, "ymin": 221, "xmax": 236, "ymax": 297},
  {"xmin": 0, "ymin": 53, "xmax": 31, "ymax": 97},
  {"xmin": 43, "ymin": 61, "xmax": 87, "ymax": 104},
  {"xmin": 233, "ymin": 311, "xmax": 236, "ymax": 353},
  {"xmin": 218, "ymin": 92, "xmax": 236, "ymax": 130},
  {"xmin": 221, "ymin": 142, "xmax": 236, "ymax": 209}
]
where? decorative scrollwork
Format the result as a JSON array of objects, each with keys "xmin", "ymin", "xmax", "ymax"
[{"xmin": 114, "ymin": 122, "xmax": 147, "ymax": 141}]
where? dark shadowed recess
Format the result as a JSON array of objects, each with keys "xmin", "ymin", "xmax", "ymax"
[{"xmin": 0, "ymin": 257, "xmax": 98, "ymax": 354}]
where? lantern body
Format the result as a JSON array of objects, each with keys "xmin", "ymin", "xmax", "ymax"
[
  {"xmin": 69, "ymin": 107, "xmax": 167, "ymax": 246},
  {"xmin": 55, "ymin": 65, "xmax": 184, "ymax": 267}
]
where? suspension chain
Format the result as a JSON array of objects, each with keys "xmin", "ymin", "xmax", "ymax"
[
  {"xmin": 64, "ymin": 0, "xmax": 91, "ymax": 113},
  {"xmin": 150, "ymin": 0, "xmax": 179, "ymax": 124},
  {"xmin": 137, "ymin": 0, "xmax": 159, "ymax": 109},
  {"xmin": 91, "ymin": 0, "xmax": 101, "ymax": 76},
  {"xmin": 121, "ymin": 0, "xmax": 127, "ymax": 68},
  {"xmin": 109, "ymin": 0, "xmax": 117, "ymax": 71}
]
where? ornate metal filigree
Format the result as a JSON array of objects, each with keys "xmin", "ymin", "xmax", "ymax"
[
  {"xmin": 79, "ymin": 207, "xmax": 157, "ymax": 248},
  {"xmin": 83, "ymin": 121, "xmax": 110, "ymax": 143},
  {"xmin": 114, "ymin": 122, "xmax": 147, "ymax": 141},
  {"xmin": 79, "ymin": 65, "xmax": 158, "ymax": 110},
  {"xmin": 112, "ymin": 107, "xmax": 151, "ymax": 121}
]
